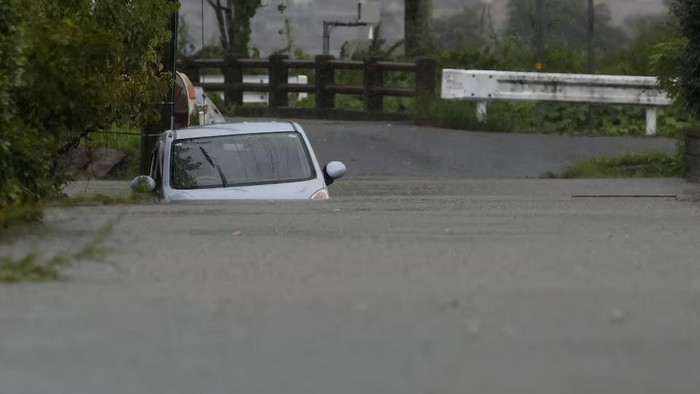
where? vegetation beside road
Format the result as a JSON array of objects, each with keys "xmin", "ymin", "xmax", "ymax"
[
  {"xmin": 1, "ymin": 0, "xmax": 175, "ymax": 220},
  {"xmin": 416, "ymin": 100, "xmax": 697, "ymax": 138},
  {"xmin": 543, "ymin": 151, "xmax": 684, "ymax": 179},
  {"xmin": 1, "ymin": 1, "xmax": 173, "ymax": 281},
  {"xmin": 0, "ymin": 216, "xmax": 118, "ymax": 283}
]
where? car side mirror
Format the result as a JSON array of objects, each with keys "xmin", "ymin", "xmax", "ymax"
[
  {"xmin": 130, "ymin": 175, "xmax": 156, "ymax": 193},
  {"xmin": 323, "ymin": 161, "xmax": 346, "ymax": 185}
]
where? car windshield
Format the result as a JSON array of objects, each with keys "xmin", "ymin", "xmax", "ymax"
[{"xmin": 170, "ymin": 132, "xmax": 314, "ymax": 189}]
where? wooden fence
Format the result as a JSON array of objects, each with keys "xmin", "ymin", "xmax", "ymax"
[{"xmin": 178, "ymin": 55, "xmax": 436, "ymax": 113}]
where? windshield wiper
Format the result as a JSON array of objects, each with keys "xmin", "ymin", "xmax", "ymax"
[{"xmin": 199, "ymin": 146, "xmax": 228, "ymax": 187}]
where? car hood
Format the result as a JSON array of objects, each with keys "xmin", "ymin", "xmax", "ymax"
[{"xmin": 163, "ymin": 178, "xmax": 326, "ymax": 201}]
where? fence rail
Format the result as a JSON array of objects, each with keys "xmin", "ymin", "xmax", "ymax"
[{"xmin": 178, "ymin": 55, "xmax": 436, "ymax": 113}]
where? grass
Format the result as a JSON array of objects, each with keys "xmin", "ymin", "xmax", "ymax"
[
  {"xmin": 0, "ymin": 203, "xmax": 44, "ymax": 229},
  {"xmin": 82, "ymin": 124, "xmax": 140, "ymax": 152},
  {"xmin": 0, "ymin": 215, "xmax": 120, "ymax": 283},
  {"xmin": 416, "ymin": 99, "xmax": 533, "ymax": 133},
  {"xmin": 52, "ymin": 192, "xmax": 155, "ymax": 207},
  {"xmin": 0, "ymin": 254, "xmax": 61, "ymax": 282},
  {"xmin": 542, "ymin": 151, "xmax": 684, "ymax": 179},
  {"xmin": 419, "ymin": 99, "xmax": 700, "ymax": 137}
]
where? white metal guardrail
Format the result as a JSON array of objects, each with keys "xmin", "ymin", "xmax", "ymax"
[{"xmin": 441, "ymin": 69, "xmax": 672, "ymax": 135}]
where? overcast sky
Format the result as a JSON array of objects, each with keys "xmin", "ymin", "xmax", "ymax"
[{"xmin": 179, "ymin": 0, "xmax": 669, "ymax": 56}]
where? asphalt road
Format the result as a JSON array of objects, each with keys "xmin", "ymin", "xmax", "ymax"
[
  {"xmin": 299, "ymin": 120, "xmax": 678, "ymax": 178},
  {"xmin": 2, "ymin": 177, "xmax": 700, "ymax": 394}
]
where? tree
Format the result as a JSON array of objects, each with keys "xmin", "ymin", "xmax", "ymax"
[
  {"xmin": 17, "ymin": 1, "xmax": 177, "ymax": 137},
  {"xmin": 507, "ymin": 0, "xmax": 628, "ymax": 55},
  {"xmin": 432, "ymin": 5, "xmax": 493, "ymax": 51},
  {"xmin": 0, "ymin": 0, "xmax": 48, "ymax": 208},
  {"xmin": 207, "ymin": 0, "xmax": 261, "ymax": 57},
  {"xmin": 404, "ymin": 0, "xmax": 434, "ymax": 57},
  {"xmin": 670, "ymin": 0, "xmax": 700, "ymax": 118},
  {"xmin": 0, "ymin": 0, "xmax": 177, "ymax": 207},
  {"xmin": 206, "ymin": 0, "xmax": 290, "ymax": 58}
]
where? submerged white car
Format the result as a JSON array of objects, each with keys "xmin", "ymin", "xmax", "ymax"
[{"xmin": 130, "ymin": 122, "xmax": 346, "ymax": 201}]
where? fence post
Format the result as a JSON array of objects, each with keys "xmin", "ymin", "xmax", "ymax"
[
  {"xmin": 315, "ymin": 55, "xmax": 335, "ymax": 109},
  {"xmin": 415, "ymin": 58, "xmax": 436, "ymax": 113},
  {"xmin": 364, "ymin": 57, "xmax": 384, "ymax": 112},
  {"xmin": 269, "ymin": 54, "xmax": 289, "ymax": 109},
  {"xmin": 224, "ymin": 54, "xmax": 242, "ymax": 107}
]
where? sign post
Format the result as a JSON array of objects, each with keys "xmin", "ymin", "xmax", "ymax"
[{"xmin": 322, "ymin": 1, "xmax": 380, "ymax": 56}]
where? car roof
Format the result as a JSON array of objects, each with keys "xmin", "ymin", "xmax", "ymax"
[{"xmin": 172, "ymin": 121, "xmax": 299, "ymax": 140}]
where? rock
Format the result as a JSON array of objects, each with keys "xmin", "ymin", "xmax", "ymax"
[
  {"xmin": 60, "ymin": 148, "xmax": 89, "ymax": 172},
  {"xmin": 86, "ymin": 148, "xmax": 126, "ymax": 178}
]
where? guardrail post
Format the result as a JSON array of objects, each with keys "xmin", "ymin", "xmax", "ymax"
[
  {"xmin": 269, "ymin": 54, "xmax": 289, "ymax": 109},
  {"xmin": 476, "ymin": 101, "xmax": 488, "ymax": 122},
  {"xmin": 224, "ymin": 54, "xmax": 242, "ymax": 107},
  {"xmin": 315, "ymin": 55, "xmax": 335, "ymax": 109},
  {"xmin": 645, "ymin": 107, "xmax": 658, "ymax": 136},
  {"xmin": 364, "ymin": 57, "xmax": 383, "ymax": 112},
  {"xmin": 415, "ymin": 58, "xmax": 436, "ymax": 112}
]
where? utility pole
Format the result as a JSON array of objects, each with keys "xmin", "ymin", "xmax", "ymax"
[
  {"xmin": 587, "ymin": 0, "xmax": 595, "ymax": 132},
  {"xmin": 535, "ymin": 0, "xmax": 543, "ymax": 71},
  {"xmin": 534, "ymin": 0, "xmax": 544, "ymax": 128},
  {"xmin": 140, "ymin": 1, "xmax": 179, "ymax": 174},
  {"xmin": 587, "ymin": 0, "xmax": 595, "ymax": 74}
]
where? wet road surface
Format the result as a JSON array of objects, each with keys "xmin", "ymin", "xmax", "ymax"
[
  {"xmin": 2, "ymin": 178, "xmax": 700, "ymax": 394},
  {"xmin": 302, "ymin": 120, "xmax": 677, "ymax": 178}
]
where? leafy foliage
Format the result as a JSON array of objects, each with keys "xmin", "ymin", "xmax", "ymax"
[
  {"xmin": 670, "ymin": 0, "xmax": 700, "ymax": 119},
  {"xmin": 207, "ymin": 0, "xmax": 262, "ymax": 58},
  {"xmin": 404, "ymin": 0, "xmax": 434, "ymax": 57},
  {"xmin": 0, "ymin": 0, "xmax": 177, "ymax": 210},
  {"xmin": 544, "ymin": 151, "xmax": 684, "ymax": 179},
  {"xmin": 0, "ymin": 215, "xmax": 118, "ymax": 282},
  {"xmin": 507, "ymin": 0, "xmax": 629, "ymax": 56},
  {"xmin": 0, "ymin": 0, "xmax": 52, "ymax": 208},
  {"xmin": 431, "ymin": 5, "xmax": 494, "ymax": 52},
  {"xmin": 18, "ymin": 1, "xmax": 177, "ymax": 137}
]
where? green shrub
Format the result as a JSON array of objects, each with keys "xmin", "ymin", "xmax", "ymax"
[
  {"xmin": 0, "ymin": 0, "xmax": 176, "ymax": 215},
  {"xmin": 417, "ymin": 99, "xmax": 535, "ymax": 132},
  {"xmin": 544, "ymin": 151, "xmax": 684, "ymax": 179},
  {"xmin": 671, "ymin": 0, "xmax": 700, "ymax": 119}
]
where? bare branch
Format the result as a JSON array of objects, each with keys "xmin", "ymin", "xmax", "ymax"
[
  {"xmin": 207, "ymin": 0, "xmax": 229, "ymax": 50},
  {"xmin": 206, "ymin": 0, "xmax": 230, "ymax": 12},
  {"xmin": 224, "ymin": 0, "xmax": 235, "ymax": 53}
]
